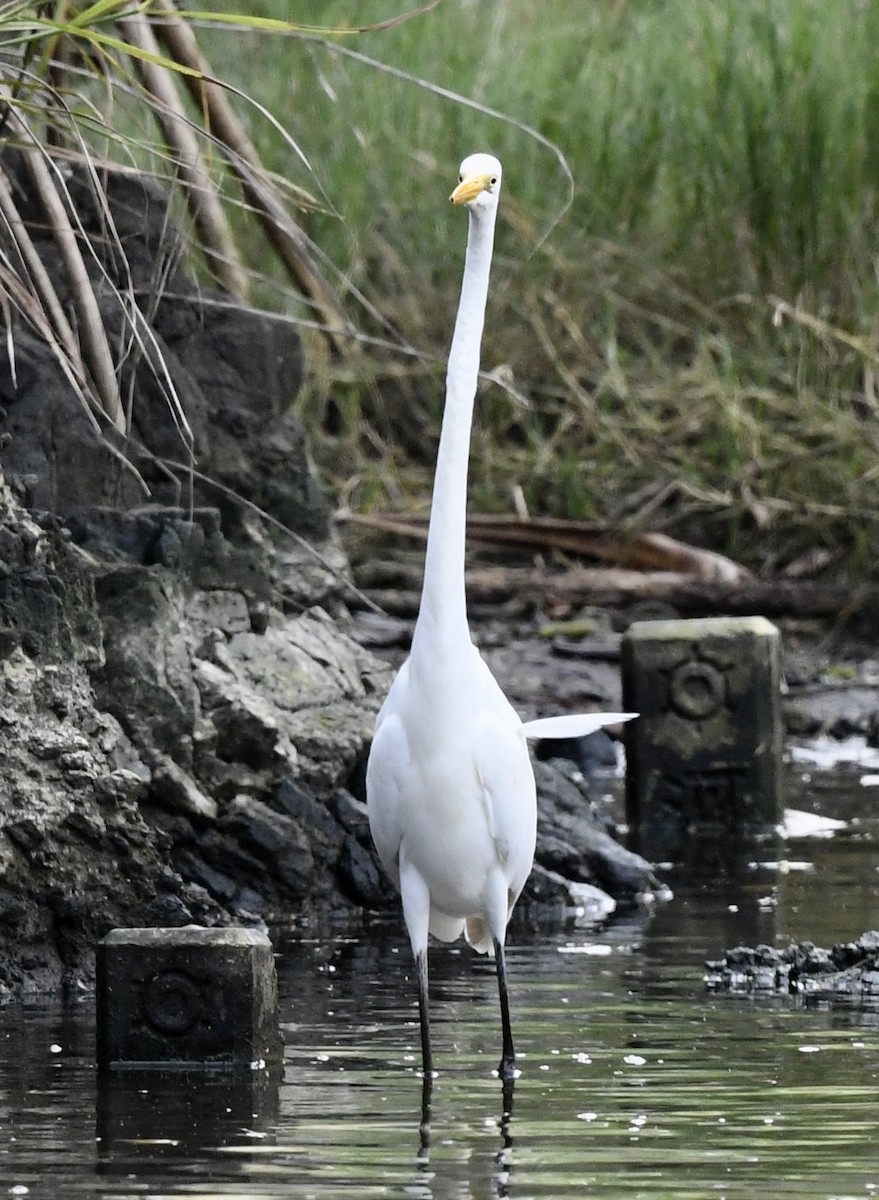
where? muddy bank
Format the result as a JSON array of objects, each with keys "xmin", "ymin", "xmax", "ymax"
[
  {"xmin": 0, "ymin": 166, "xmax": 667, "ymax": 997},
  {"xmin": 0, "ymin": 464, "xmax": 660, "ymax": 997},
  {"xmin": 3, "ymin": 164, "xmax": 876, "ymax": 999}
]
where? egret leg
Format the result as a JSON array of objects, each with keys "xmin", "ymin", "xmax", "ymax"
[
  {"xmin": 418, "ymin": 1067, "xmax": 433, "ymax": 1164},
  {"xmin": 496, "ymin": 1074, "xmax": 515, "ymax": 1186},
  {"xmin": 493, "ymin": 935, "xmax": 516, "ymax": 1079},
  {"xmin": 416, "ymin": 948, "xmax": 433, "ymax": 1079}
]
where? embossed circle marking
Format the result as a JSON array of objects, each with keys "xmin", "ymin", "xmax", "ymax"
[
  {"xmin": 669, "ymin": 660, "xmax": 725, "ymax": 720},
  {"xmin": 143, "ymin": 970, "xmax": 201, "ymax": 1035}
]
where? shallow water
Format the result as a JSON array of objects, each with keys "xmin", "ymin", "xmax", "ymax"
[{"xmin": 3, "ymin": 770, "xmax": 879, "ymax": 1199}]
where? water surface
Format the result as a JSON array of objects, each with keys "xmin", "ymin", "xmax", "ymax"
[{"xmin": 3, "ymin": 771, "xmax": 879, "ymax": 1198}]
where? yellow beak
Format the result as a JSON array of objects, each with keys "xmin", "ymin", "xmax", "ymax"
[{"xmin": 450, "ymin": 173, "xmax": 491, "ymax": 205}]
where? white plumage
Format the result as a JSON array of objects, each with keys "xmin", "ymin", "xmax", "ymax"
[{"xmin": 366, "ymin": 153, "xmax": 635, "ymax": 1079}]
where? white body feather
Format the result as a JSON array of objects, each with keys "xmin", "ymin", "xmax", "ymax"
[{"xmin": 365, "ymin": 154, "xmax": 635, "ymax": 981}]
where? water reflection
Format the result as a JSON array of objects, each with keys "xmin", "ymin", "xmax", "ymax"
[
  {"xmin": 96, "ymin": 1065, "xmax": 280, "ymax": 1172},
  {"xmin": 416, "ymin": 1069, "xmax": 515, "ymax": 1197},
  {"xmin": 1, "ymin": 776, "xmax": 877, "ymax": 1197}
]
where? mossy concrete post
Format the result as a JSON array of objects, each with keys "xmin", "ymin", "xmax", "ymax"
[
  {"xmin": 96, "ymin": 926, "xmax": 281, "ymax": 1069},
  {"xmin": 621, "ymin": 616, "xmax": 783, "ymax": 863}
]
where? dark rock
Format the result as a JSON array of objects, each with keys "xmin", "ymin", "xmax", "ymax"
[
  {"xmin": 174, "ymin": 850, "xmax": 239, "ymax": 904},
  {"xmin": 217, "ymin": 797, "xmax": 315, "ymax": 900},
  {"xmin": 533, "ymin": 729, "xmax": 619, "ymax": 775},
  {"xmin": 147, "ymin": 750, "xmax": 218, "ymax": 820},
  {"xmin": 867, "ymin": 712, "xmax": 879, "ymax": 748},
  {"xmin": 331, "ymin": 788, "xmax": 370, "ymax": 832},
  {"xmin": 705, "ymin": 930, "xmax": 879, "ymax": 1002},
  {"xmin": 534, "ymin": 759, "xmax": 659, "ymax": 899},
  {"xmin": 338, "ymin": 835, "xmax": 391, "ymax": 908},
  {"xmin": 146, "ymin": 893, "xmax": 195, "ymax": 928},
  {"xmin": 0, "ymin": 158, "xmax": 328, "ymax": 544},
  {"xmin": 0, "ymin": 161, "xmax": 393, "ymax": 995},
  {"xmin": 274, "ymin": 776, "xmax": 342, "ymax": 866}
]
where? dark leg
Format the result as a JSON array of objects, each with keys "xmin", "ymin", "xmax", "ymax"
[
  {"xmin": 418, "ymin": 1068, "xmax": 433, "ymax": 1164},
  {"xmin": 493, "ymin": 936, "xmax": 516, "ymax": 1079},
  {"xmin": 501, "ymin": 1074, "xmax": 515, "ymax": 1124},
  {"xmin": 416, "ymin": 948, "xmax": 433, "ymax": 1079},
  {"xmin": 495, "ymin": 1074, "xmax": 515, "ymax": 1193}
]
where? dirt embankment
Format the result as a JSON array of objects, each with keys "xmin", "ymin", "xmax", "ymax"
[{"xmin": 0, "ymin": 166, "xmax": 659, "ymax": 996}]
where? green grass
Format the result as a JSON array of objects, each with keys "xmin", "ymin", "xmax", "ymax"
[{"xmin": 194, "ymin": 1, "xmax": 879, "ymax": 576}]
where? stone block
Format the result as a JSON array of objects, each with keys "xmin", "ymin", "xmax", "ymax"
[
  {"xmin": 96, "ymin": 926, "xmax": 280, "ymax": 1069},
  {"xmin": 622, "ymin": 616, "xmax": 783, "ymax": 862}
]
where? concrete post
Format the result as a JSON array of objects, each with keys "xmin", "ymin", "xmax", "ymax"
[
  {"xmin": 622, "ymin": 616, "xmax": 783, "ymax": 863},
  {"xmin": 96, "ymin": 926, "xmax": 281, "ymax": 1069}
]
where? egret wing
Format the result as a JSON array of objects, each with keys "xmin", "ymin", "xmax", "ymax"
[
  {"xmin": 522, "ymin": 712, "xmax": 638, "ymax": 739},
  {"xmin": 365, "ymin": 710, "xmax": 411, "ymax": 889},
  {"xmin": 472, "ymin": 713, "xmax": 537, "ymax": 903}
]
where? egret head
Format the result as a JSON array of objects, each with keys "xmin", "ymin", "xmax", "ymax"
[{"xmin": 450, "ymin": 152, "xmax": 502, "ymax": 212}]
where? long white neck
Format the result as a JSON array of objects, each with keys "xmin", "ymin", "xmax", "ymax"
[{"xmin": 410, "ymin": 201, "xmax": 498, "ymax": 659}]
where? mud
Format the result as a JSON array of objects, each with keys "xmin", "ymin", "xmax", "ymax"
[
  {"xmin": 2, "ymin": 161, "xmax": 876, "ymax": 998},
  {"xmin": 0, "ymin": 165, "xmax": 666, "ymax": 997}
]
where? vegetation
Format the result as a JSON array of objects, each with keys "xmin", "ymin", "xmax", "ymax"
[
  {"xmin": 4, "ymin": 1, "xmax": 879, "ymax": 577},
  {"xmin": 0, "ymin": 1, "xmax": 358, "ymax": 474},
  {"xmin": 200, "ymin": 0, "xmax": 879, "ymax": 577}
]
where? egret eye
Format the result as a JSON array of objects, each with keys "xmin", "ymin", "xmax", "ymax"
[
  {"xmin": 490, "ymin": 176, "xmax": 498, "ymax": 186},
  {"xmin": 458, "ymin": 174, "xmax": 464, "ymax": 183}
]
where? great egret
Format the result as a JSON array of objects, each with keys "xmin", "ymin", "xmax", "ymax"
[{"xmin": 366, "ymin": 152, "xmax": 636, "ymax": 1080}]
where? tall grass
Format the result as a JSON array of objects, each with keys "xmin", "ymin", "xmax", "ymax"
[{"xmin": 198, "ymin": 0, "xmax": 879, "ymax": 576}]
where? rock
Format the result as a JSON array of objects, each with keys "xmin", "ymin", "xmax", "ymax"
[
  {"xmin": 705, "ymin": 930, "xmax": 879, "ymax": 1000},
  {"xmin": 147, "ymin": 751, "xmax": 218, "ymax": 821},
  {"xmin": 533, "ymin": 728, "xmax": 619, "ymax": 775},
  {"xmin": 0, "ymin": 155, "xmax": 329, "ymax": 544},
  {"xmin": 533, "ymin": 759, "xmax": 659, "ymax": 899},
  {"xmin": 0, "ymin": 159, "xmax": 671, "ymax": 996},
  {"xmin": 0, "ymin": 162, "xmax": 398, "ymax": 995},
  {"xmin": 338, "ymin": 835, "xmax": 390, "ymax": 908},
  {"xmin": 217, "ymin": 796, "xmax": 314, "ymax": 898}
]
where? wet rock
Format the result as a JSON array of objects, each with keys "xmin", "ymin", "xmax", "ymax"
[
  {"xmin": 218, "ymin": 796, "xmax": 315, "ymax": 900},
  {"xmin": 705, "ymin": 930, "xmax": 879, "ymax": 1001},
  {"xmin": 275, "ymin": 776, "xmax": 344, "ymax": 867},
  {"xmin": 533, "ymin": 759, "xmax": 660, "ymax": 899},
  {"xmin": 147, "ymin": 750, "xmax": 218, "ymax": 821},
  {"xmin": 338, "ymin": 835, "xmax": 391, "ymax": 908}
]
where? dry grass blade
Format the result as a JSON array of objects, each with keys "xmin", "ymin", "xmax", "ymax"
[
  {"xmin": 1, "ymin": 90, "xmax": 126, "ymax": 434},
  {"xmin": 769, "ymin": 295, "xmax": 879, "ymax": 367},
  {"xmin": 0, "ymin": 160, "xmax": 85, "ymax": 385},
  {"xmin": 115, "ymin": 3, "xmax": 248, "ymax": 300},
  {"xmin": 149, "ymin": 4, "xmax": 352, "ymax": 353}
]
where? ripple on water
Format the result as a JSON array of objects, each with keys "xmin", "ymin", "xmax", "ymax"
[{"xmin": 1, "ymin": 797, "xmax": 878, "ymax": 1198}]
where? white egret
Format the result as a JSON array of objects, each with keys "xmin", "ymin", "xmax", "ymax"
[{"xmin": 366, "ymin": 152, "xmax": 636, "ymax": 1080}]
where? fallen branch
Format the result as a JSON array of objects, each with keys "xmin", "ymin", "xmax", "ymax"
[
  {"xmin": 340, "ymin": 510, "xmax": 751, "ymax": 583},
  {"xmin": 354, "ymin": 559, "xmax": 875, "ymax": 621}
]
